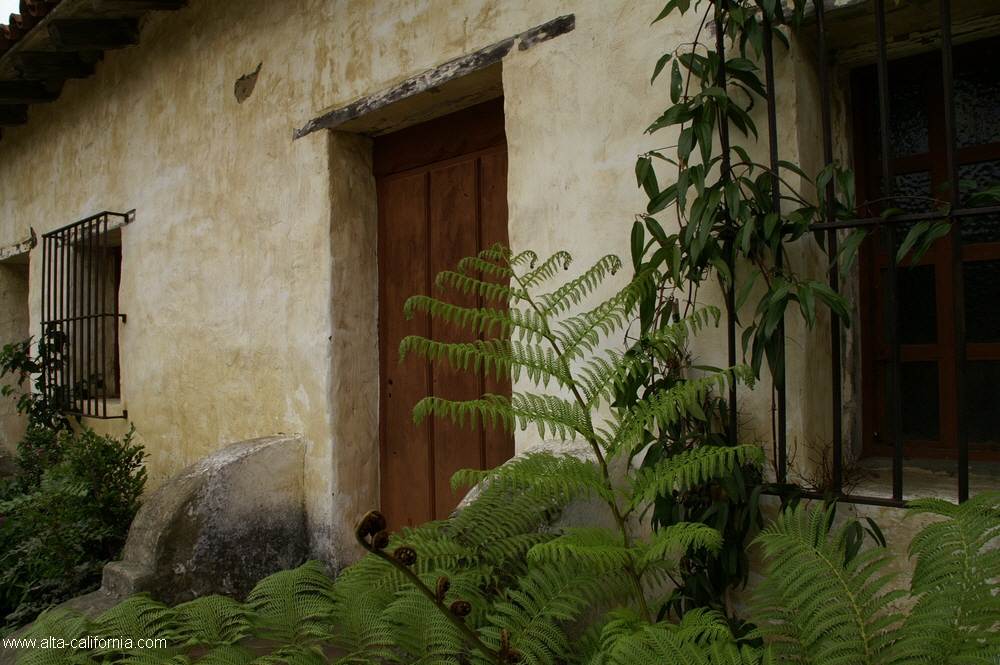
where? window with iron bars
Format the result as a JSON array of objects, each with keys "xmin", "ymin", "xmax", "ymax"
[
  {"xmin": 40, "ymin": 211, "xmax": 132, "ymax": 419},
  {"xmin": 782, "ymin": 0, "xmax": 999, "ymax": 505}
]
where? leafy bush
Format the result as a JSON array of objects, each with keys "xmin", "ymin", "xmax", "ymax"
[
  {"xmin": 1, "ymin": 335, "xmax": 146, "ymax": 630},
  {"xmin": 0, "ymin": 427, "xmax": 146, "ymax": 629}
]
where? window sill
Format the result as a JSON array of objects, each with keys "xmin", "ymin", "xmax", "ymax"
[
  {"xmin": 74, "ymin": 398, "xmax": 126, "ymax": 420},
  {"xmin": 848, "ymin": 457, "xmax": 1000, "ymax": 503}
]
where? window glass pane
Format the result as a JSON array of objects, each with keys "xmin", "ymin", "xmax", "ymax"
[
  {"xmin": 955, "ymin": 62, "xmax": 1000, "ymax": 148},
  {"xmin": 893, "ymin": 264, "xmax": 937, "ymax": 345},
  {"xmin": 877, "ymin": 78, "xmax": 929, "ymax": 159},
  {"xmin": 964, "ymin": 259, "xmax": 1000, "ymax": 343},
  {"xmin": 879, "ymin": 171, "xmax": 932, "ymax": 251},
  {"xmin": 958, "ymin": 159, "xmax": 1000, "ymax": 244},
  {"xmin": 966, "ymin": 360, "xmax": 1000, "ymax": 449},
  {"xmin": 899, "ymin": 361, "xmax": 940, "ymax": 442}
]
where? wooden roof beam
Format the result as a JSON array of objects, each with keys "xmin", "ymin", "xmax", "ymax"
[
  {"xmin": 49, "ymin": 19, "xmax": 139, "ymax": 50},
  {"xmin": 0, "ymin": 105, "xmax": 29, "ymax": 126},
  {"xmin": 0, "ymin": 80, "xmax": 61, "ymax": 103},
  {"xmin": 12, "ymin": 51, "xmax": 97, "ymax": 79},
  {"xmin": 91, "ymin": 0, "xmax": 188, "ymax": 10}
]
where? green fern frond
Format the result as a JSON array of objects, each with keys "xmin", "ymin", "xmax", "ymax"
[
  {"xmin": 751, "ymin": 503, "xmax": 906, "ymax": 665},
  {"xmin": 187, "ymin": 644, "xmax": 255, "ymax": 665},
  {"xmin": 245, "ymin": 562, "xmax": 336, "ymax": 645},
  {"xmin": 452, "ymin": 452, "xmax": 612, "ymax": 505},
  {"xmin": 383, "ymin": 590, "xmax": 468, "ymax": 663},
  {"xmin": 431, "ymin": 270, "xmax": 528, "ymax": 305},
  {"xmin": 446, "ymin": 483, "xmax": 561, "ymax": 568},
  {"xmin": 16, "ymin": 608, "xmax": 94, "ymax": 665},
  {"xmin": 403, "ymin": 298, "xmax": 548, "ymax": 344},
  {"xmin": 112, "ymin": 649, "xmax": 189, "ymax": 665},
  {"xmin": 171, "ymin": 595, "xmax": 253, "ymax": 647},
  {"xmin": 455, "ymin": 255, "xmax": 516, "ymax": 281},
  {"xmin": 534, "ymin": 255, "xmax": 623, "ymax": 317},
  {"xmin": 640, "ymin": 523, "xmax": 723, "ymax": 570},
  {"xmin": 895, "ymin": 492, "xmax": 1000, "ymax": 663},
  {"xmin": 516, "ymin": 251, "xmax": 572, "ymax": 288},
  {"xmin": 481, "ymin": 561, "xmax": 611, "ymax": 665},
  {"xmin": 605, "ymin": 367, "xmax": 754, "ymax": 452},
  {"xmin": 590, "ymin": 609, "xmax": 730, "ymax": 665},
  {"xmin": 639, "ymin": 305, "xmax": 720, "ymax": 362},
  {"xmin": 92, "ymin": 595, "xmax": 177, "ymax": 642},
  {"xmin": 628, "ymin": 445, "xmax": 764, "ymax": 510},
  {"xmin": 553, "ymin": 271, "xmax": 655, "ymax": 360},
  {"xmin": 528, "ymin": 527, "xmax": 638, "ymax": 573},
  {"xmin": 573, "ymin": 306, "xmax": 724, "ymax": 410},
  {"xmin": 413, "ymin": 392, "xmax": 590, "ymax": 442},
  {"xmin": 399, "ymin": 338, "xmax": 571, "ymax": 388}
]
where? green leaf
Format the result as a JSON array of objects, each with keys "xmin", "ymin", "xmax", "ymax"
[
  {"xmin": 834, "ymin": 228, "xmax": 868, "ymax": 280},
  {"xmin": 778, "ymin": 160, "xmax": 811, "ymax": 182},
  {"xmin": 647, "ymin": 184, "xmax": 678, "ymax": 215},
  {"xmin": 895, "ymin": 220, "xmax": 929, "ymax": 265},
  {"xmin": 710, "ymin": 256, "xmax": 732, "ymax": 286},
  {"xmin": 968, "ymin": 183, "xmax": 1000, "ymax": 206},
  {"xmin": 837, "ymin": 169, "xmax": 856, "ymax": 210},
  {"xmin": 726, "ymin": 57, "xmax": 757, "ymax": 72},
  {"xmin": 695, "ymin": 113, "xmax": 715, "ymax": 166},
  {"xmin": 631, "ymin": 222, "xmax": 645, "ymax": 270},
  {"xmin": 645, "ymin": 217, "xmax": 668, "ymax": 244},
  {"xmin": 678, "ymin": 126, "xmax": 696, "ymax": 164},
  {"xmin": 910, "ymin": 220, "xmax": 952, "ymax": 266},
  {"xmin": 651, "ymin": 53, "xmax": 672, "ymax": 83},
  {"xmin": 635, "ymin": 156, "xmax": 653, "ymax": 189},
  {"xmin": 811, "ymin": 281, "xmax": 852, "ymax": 324},
  {"xmin": 670, "ymin": 59, "xmax": 683, "ymax": 104},
  {"xmin": 735, "ymin": 270, "xmax": 761, "ymax": 312},
  {"xmin": 648, "ymin": 102, "xmax": 695, "ymax": 133},
  {"xmin": 880, "ymin": 207, "xmax": 905, "ymax": 219},
  {"xmin": 652, "ymin": 0, "xmax": 678, "ymax": 23},
  {"xmin": 796, "ymin": 282, "xmax": 816, "ymax": 329}
]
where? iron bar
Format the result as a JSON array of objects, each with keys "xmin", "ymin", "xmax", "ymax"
[
  {"xmin": 811, "ymin": 204, "xmax": 1000, "ymax": 230},
  {"xmin": 939, "ymin": 0, "xmax": 968, "ymax": 503},
  {"xmin": 762, "ymin": 9, "xmax": 787, "ymax": 483},
  {"xmin": 100, "ymin": 213, "xmax": 108, "ymax": 417},
  {"xmin": 874, "ymin": 0, "xmax": 904, "ymax": 501},
  {"xmin": 70, "ymin": 220, "xmax": 79, "ymax": 415},
  {"xmin": 40, "ymin": 210, "xmax": 131, "ymax": 419},
  {"xmin": 716, "ymin": 0, "xmax": 739, "ymax": 448},
  {"xmin": 815, "ymin": 0, "xmax": 842, "ymax": 495}
]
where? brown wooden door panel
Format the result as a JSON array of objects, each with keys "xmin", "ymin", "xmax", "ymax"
[
  {"xmin": 378, "ymin": 172, "xmax": 434, "ymax": 528},
  {"xmin": 428, "ymin": 159, "xmax": 487, "ymax": 516},
  {"xmin": 480, "ymin": 150, "xmax": 516, "ymax": 470},
  {"xmin": 376, "ymin": 100, "xmax": 514, "ymax": 532}
]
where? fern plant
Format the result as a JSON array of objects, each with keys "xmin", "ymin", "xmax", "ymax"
[
  {"xmin": 751, "ymin": 492, "xmax": 1000, "ymax": 665},
  {"xmin": 387, "ymin": 245, "xmax": 766, "ymax": 660},
  {"xmin": 13, "ymin": 249, "xmax": 769, "ymax": 665}
]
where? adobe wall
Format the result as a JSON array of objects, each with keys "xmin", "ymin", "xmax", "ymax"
[
  {"xmin": 0, "ymin": 0, "xmax": 961, "ymax": 568},
  {"xmin": 0, "ymin": 259, "xmax": 29, "ymax": 457}
]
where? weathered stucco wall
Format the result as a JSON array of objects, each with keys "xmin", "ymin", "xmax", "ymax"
[
  {"xmin": 0, "ymin": 0, "xmax": 965, "ymax": 570},
  {"xmin": 0, "ymin": 258, "xmax": 29, "ymax": 457}
]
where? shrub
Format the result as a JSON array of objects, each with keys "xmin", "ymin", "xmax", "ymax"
[
  {"xmin": 0, "ymin": 427, "xmax": 146, "ymax": 630},
  {"xmin": 1, "ymin": 334, "xmax": 146, "ymax": 630}
]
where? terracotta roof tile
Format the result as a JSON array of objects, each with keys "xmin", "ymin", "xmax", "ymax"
[{"xmin": 0, "ymin": 0, "xmax": 61, "ymax": 57}]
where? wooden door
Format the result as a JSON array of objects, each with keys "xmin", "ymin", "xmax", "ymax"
[
  {"xmin": 376, "ymin": 99, "xmax": 514, "ymax": 531},
  {"xmin": 853, "ymin": 38, "xmax": 1000, "ymax": 460}
]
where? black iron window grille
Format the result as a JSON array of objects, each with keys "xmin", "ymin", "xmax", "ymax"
[
  {"xmin": 40, "ymin": 210, "xmax": 133, "ymax": 419},
  {"xmin": 737, "ymin": 0, "xmax": 1000, "ymax": 506}
]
